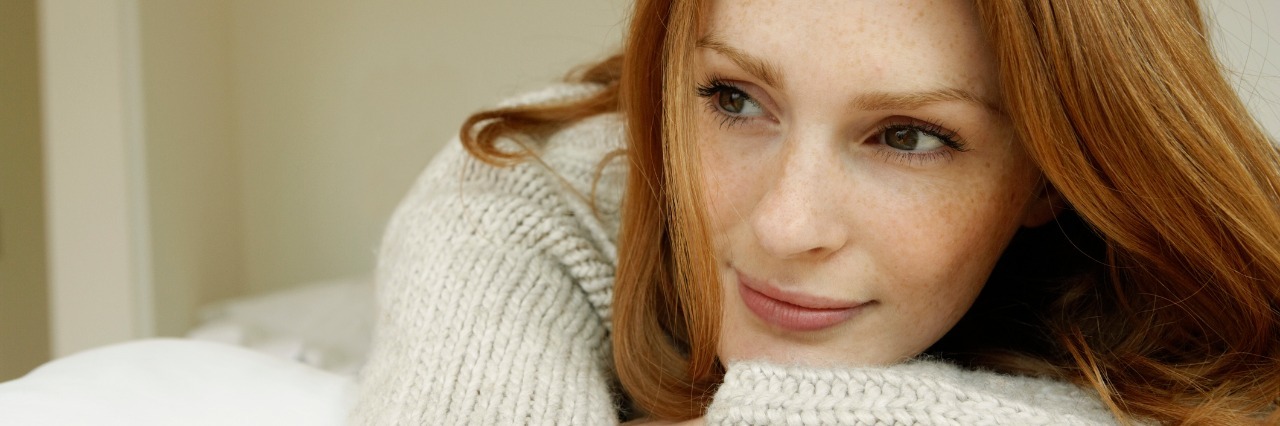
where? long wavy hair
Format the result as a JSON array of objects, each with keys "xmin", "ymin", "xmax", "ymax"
[{"xmin": 460, "ymin": 0, "xmax": 1280, "ymax": 423}]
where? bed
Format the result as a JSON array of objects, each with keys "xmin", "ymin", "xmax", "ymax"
[{"xmin": 0, "ymin": 276, "xmax": 374, "ymax": 425}]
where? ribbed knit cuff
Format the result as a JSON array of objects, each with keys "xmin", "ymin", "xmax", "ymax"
[{"xmin": 704, "ymin": 360, "xmax": 1110, "ymax": 426}]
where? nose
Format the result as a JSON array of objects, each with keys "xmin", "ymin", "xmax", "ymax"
[{"xmin": 749, "ymin": 140, "xmax": 849, "ymax": 260}]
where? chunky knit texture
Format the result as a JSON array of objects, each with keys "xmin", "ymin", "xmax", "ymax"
[
  {"xmin": 348, "ymin": 84, "xmax": 625, "ymax": 425},
  {"xmin": 707, "ymin": 360, "xmax": 1119, "ymax": 425},
  {"xmin": 349, "ymin": 84, "xmax": 1119, "ymax": 425}
]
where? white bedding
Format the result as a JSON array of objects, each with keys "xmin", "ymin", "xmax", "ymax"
[
  {"xmin": 0, "ymin": 339, "xmax": 355, "ymax": 426},
  {"xmin": 186, "ymin": 275, "xmax": 375, "ymax": 375}
]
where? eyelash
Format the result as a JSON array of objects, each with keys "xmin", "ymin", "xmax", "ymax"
[
  {"xmin": 694, "ymin": 77, "xmax": 971, "ymax": 164},
  {"xmin": 696, "ymin": 77, "xmax": 758, "ymax": 129}
]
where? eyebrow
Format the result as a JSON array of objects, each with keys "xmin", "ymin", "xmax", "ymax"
[
  {"xmin": 854, "ymin": 89, "xmax": 1003, "ymax": 116},
  {"xmin": 696, "ymin": 33, "xmax": 1003, "ymax": 116},
  {"xmin": 696, "ymin": 34, "xmax": 784, "ymax": 90}
]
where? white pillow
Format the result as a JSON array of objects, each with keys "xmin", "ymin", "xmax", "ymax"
[
  {"xmin": 0, "ymin": 339, "xmax": 355, "ymax": 426},
  {"xmin": 187, "ymin": 275, "xmax": 375, "ymax": 376}
]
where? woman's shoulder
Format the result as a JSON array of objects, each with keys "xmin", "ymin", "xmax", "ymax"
[
  {"xmin": 707, "ymin": 359, "xmax": 1121, "ymax": 425},
  {"xmin": 358, "ymin": 85, "xmax": 625, "ymax": 423},
  {"xmin": 380, "ymin": 83, "xmax": 626, "ymax": 323},
  {"xmin": 405, "ymin": 82, "xmax": 626, "ymax": 236},
  {"xmin": 397, "ymin": 83, "xmax": 625, "ymax": 237}
]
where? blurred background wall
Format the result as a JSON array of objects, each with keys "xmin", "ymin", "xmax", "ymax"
[
  {"xmin": 2, "ymin": 0, "xmax": 1276, "ymax": 381},
  {"xmin": 0, "ymin": 0, "xmax": 50, "ymax": 381},
  {"xmin": 221, "ymin": 0, "xmax": 629, "ymax": 296},
  {"xmin": 137, "ymin": 0, "xmax": 628, "ymax": 339},
  {"xmin": 1207, "ymin": 1, "xmax": 1280, "ymax": 139},
  {"xmin": 8, "ymin": 0, "xmax": 628, "ymax": 380}
]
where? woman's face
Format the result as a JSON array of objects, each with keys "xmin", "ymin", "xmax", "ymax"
[{"xmin": 697, "ymin": 0, "xmax": 1055, "ymax": 366}]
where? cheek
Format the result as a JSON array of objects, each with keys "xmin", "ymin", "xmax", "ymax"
[
  {"xmin": 873, "ymin": 167, "xmax": 1037, "ymax": 312},
  {"xmin": 844, "ymin": 186, "xmax": 1029, "ymax": 361},
  {"xmin": 698, "ymin": 128, "xmax": 768, "ymax": 237}
]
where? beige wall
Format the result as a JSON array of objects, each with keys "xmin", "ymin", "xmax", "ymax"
[
  {"xmin": 225, "ymin": 0, "xmax": 629, "ymax": 293},
  {"xmin": 1205, "ymin": 0, "xmax": 1280, "ymax": 140},
  {"xmin": 30, "ymin": 0, "xmax": 629, "ymax": 345},
  {"xmin": 125, "ymin": 0, "xmax": 630, "ymax": 336},
  {"xmin": 138, "ymin": 0, "xmax": 244, "ymax": 336},
  {"xmin": 0, "ymin": 0, "xmax": 51, "ymax": 380},
  {"xmin": 123, "ymin": 1, "xmax": 629, "ymax": 336}
]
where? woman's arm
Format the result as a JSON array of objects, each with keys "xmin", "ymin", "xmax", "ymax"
[
  {"xmin": 348, "ymin": 139, "xmax": 619, "ymax": 425},
  {"xmin": 705, "ymin": 360, "xmax": 1119, "ymax": 425}
]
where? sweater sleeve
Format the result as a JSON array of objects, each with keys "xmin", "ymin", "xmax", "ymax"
[
  {"xmin": 347, "ymin": 139, "xmax": 619, "ymax": 425},
  {"xmin": 704, "ymin": 360, "xmax": 1119, "ymax": 426}
]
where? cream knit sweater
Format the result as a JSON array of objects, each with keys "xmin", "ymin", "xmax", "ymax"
[{"xmin": 349, "ymin": 84, "xmax": 1120, "ymax": 425}]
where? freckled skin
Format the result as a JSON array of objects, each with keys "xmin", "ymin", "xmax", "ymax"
[{"xmin": 700, "ymin": 0, "xmax": 1056, "ymax": 366}]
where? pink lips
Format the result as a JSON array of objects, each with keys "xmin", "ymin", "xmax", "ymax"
[{"xmin": 736, "ymin": 270, "xmax": 868, "ymax": 332}]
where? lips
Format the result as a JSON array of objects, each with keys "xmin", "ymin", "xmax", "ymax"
[{"xmin": 736, "ymin": 270, "xmax": 869, "ymax": 332}]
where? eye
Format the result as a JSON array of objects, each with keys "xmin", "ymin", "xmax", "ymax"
[
  {"xmin": 876, "ymin": 119, "xmax": 969, "ymax": 154},
  {"xmin": 881, "ymin": 126, "xmax": 946, "ymax": 152},
  {"xmin": 696, "ymin": 79, "xmax": 767, "ymax": 128},
  {"xmin": 712, "ymin": 87, "xmax": 764, "ymax": 117},
  {"xmin": 870, "ymin": 120, "xmax": 970, "ymax": 165}
]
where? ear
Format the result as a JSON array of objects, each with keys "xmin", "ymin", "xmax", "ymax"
[{"xmin": 1021, "ymin": 181, "xmax": 1064, "ymax": 228}]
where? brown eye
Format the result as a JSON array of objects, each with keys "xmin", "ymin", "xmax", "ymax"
[
  {"xmin": 713, "ymin": 87, "xmax": 764, "ymax": 116},
  {"xmin": 882, "ymin": 126, "xmax": 944, "ymax": 152},
  {"xmin": 718, "ymin": 90, "xmax": 748, "ymax": 113}
]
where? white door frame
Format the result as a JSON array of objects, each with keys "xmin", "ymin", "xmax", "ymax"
[{"xmin": 38, "ymin": 0, "xmax": 154, "ymax": 357}]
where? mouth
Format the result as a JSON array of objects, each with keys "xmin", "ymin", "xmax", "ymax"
[{"xmin": 736, "ymin": 270, "xmax": 870, "ymax": 332}]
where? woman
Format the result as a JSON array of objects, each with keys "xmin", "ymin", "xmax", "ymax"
[{"xmin": 352, "ymin": 0, "xmax": 1280, "ymax": 424}]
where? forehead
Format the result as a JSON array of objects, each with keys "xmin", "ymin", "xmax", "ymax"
[{"xmin": 701, "ymin": 0, "xmax": 997, "ymax": 99}]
